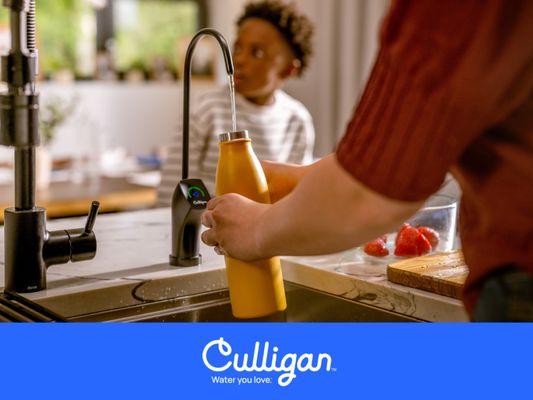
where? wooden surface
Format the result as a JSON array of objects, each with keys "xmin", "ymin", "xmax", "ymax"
[
  {"xmin": 0, "ymin": 176, "xmax": 156, "ymax": 222},
  {"xmin": 387, "ymin": 251, "xmax": 469, "ymax": 299}
]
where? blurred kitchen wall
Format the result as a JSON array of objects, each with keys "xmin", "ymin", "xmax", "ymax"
[{"xmin": 291, "ymin": 0, "xmax": 390, "ymax": 156}]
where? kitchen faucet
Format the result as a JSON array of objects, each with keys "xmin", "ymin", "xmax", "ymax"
[
  {"xmin": 0, "ymin": 0, "xmax": 100, "ymax": 293},
  {"xmin": 169, "ymin": 28, "xmax": 234, "ymax": 267}
]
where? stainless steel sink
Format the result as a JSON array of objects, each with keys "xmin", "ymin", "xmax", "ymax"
[
  {"xmin": 2, "ymin": 266, "xmax": 419, "ymax": 322},
  {"xmin": 65, "ymin": 282, "xmax": 418, "ymax": 322}
]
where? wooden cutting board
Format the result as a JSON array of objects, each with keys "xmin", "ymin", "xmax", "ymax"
[{"xmin": 387, "ymin": 250, "xmax": 469, "ymax": 299}]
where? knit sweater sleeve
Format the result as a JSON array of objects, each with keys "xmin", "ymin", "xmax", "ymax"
[{"xmin": 336, "ymin": 0, "xmax": 532, "ymax": 201}]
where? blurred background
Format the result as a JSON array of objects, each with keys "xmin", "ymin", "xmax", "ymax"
[{"xmin": 0, "ymin": 0, "xmax": 389, "ymax": 218}]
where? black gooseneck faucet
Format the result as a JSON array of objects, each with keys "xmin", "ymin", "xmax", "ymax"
[
  {"xmin": 169, "ymin": 28, "xmax": 234, "ymax": 267},
  {"xmin": 1, "ymin": 0, "xmax": 100, "ymax": 293}
]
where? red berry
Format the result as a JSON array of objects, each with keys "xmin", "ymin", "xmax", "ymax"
[
  {"xmin": 415, "ymin": 233, "xmax": 432, "ymax": 255},
  {"xmin": 364, "ymin": 239, "xmax": 389, "ymax": 257},
  {"xmin": 417, "ymin": 226, "xmax": 440, "ymax": 248},
  {"xmin": 395, "ymin": 223, "xmax": 411, "ymax": 246},
  {"xmin": 394, "ymin": 225, "xmax": 432, "ymax": 257}
]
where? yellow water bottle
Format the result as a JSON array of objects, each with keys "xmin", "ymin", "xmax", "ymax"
[{"xmin": 215, "ymin": 130, "xmax": 287, "ymax": 319}]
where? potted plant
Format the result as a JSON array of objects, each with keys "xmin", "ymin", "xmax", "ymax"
[{"xmin": 37, "ymin": 96, "xmax": 75, "ymax": 190}]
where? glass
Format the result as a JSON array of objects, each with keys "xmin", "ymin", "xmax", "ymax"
[
  {"xmin": 339, "ymin": 194, "xmax": 458, "ymax": 268},
  {"xmin": 403, "ymin": 194, "xmax": 458, "ymax": 253}
]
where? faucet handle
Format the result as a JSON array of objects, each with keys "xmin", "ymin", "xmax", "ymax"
[
  {"xmin": 65, "ymin": 200, "xmax": 99, "ymax": 263},
  {"xmin": 43, "ymin": 200, "xmax": 100, "ymax": 267},
  {"xmin": 84, "ymin": 201, "xmax": 100, "ymax": 234}
]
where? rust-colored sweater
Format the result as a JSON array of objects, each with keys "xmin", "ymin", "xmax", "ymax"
[{"xmin": 336, "ymin": 0, "xmax": 533, "ymax": 314}]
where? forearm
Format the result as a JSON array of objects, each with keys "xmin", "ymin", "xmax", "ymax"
[
  {"xmin": 262, "ymin": 159, "xmax": 318, "ymax": 202},
  {"xmin": 257, "ymin": 154, "xmax": 423, "ymax": 257}
]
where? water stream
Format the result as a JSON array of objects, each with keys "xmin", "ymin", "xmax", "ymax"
[{"xmin": 228, "ymin": 74, "xmax": 237, "ymax": 132}]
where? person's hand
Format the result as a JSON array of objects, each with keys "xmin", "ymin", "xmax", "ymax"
[
  {"xmin": 201, "ymin": 193, "xmax": 270, "ymax": 261},
  {"xmin": 261, "ymin": 160, "xmax": 310, "ymax": 202}
]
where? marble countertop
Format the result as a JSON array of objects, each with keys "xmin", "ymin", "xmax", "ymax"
[{"xmin": 0, "ymin": 208, "xmax": 468, "ymax": 321}]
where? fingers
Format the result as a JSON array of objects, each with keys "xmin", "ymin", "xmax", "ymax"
[
  {"xmin": 201, "ymin": 193, "xmax": 241, "ymax": 254},
  {"xmin": 207, "ymin": 196, "xmax": 223, "ymax": 210},
  {"xmin": 201, "ymin": 210, "xmax": 215, "ymax": 228},
  {"xmin": 207, "ymin": 193, "xmax": 245, "ymax": 210},
  {"xmin": 214, "ymin": 246, "xmax": 227, "ymax": 256},
  {"xmin": 201, "ymin": 197, "xmax": 222, "ymax": 247},
  {"xmin": 201, "ymin": 228, "xmax": 227, "ymax": 257},
  {"xmin": 201, "ymin": 229, "xmax": 218, "ymax": 247}
]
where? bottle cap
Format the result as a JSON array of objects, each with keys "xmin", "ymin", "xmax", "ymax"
[{"xmin": 218, "ymin": 130, "xmax": 249, "ymax": 142}]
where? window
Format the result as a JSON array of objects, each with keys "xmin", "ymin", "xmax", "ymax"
[
  {"xmin": 98, "ymin": 0, "xmax": 206, "ymax": 80},
  {"xmin": 0, "ymin": 0, "xmax": 206, "ymax": 80},
  {"xmin": 0, "ymin": 0, "xmax": 94, "ymax": 79},
  {"xmin": 113, "ymin": 0, "xmax": 202, "ymax": 77}
]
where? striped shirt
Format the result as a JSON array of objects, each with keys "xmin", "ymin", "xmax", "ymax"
[{"xmin": 157, "ymin": 87, "xmax": 315, "ymax": 206}]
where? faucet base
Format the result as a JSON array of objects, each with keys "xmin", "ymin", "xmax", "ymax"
[
  {"xmin": 169, "ymin": 254, "xmax": 202, "ymax": 267},
  {"xmin": 4, "ymin": 207, "xmax": 47, "ymax": 292}
]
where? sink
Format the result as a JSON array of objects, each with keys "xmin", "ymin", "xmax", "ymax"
[
  {"xmin": 68, "ymin": 282, "xmax": 419, "ymax": 322},
  {"xmin": 2, "ymin": 266, "xmax": 419, "ymax": 322}
]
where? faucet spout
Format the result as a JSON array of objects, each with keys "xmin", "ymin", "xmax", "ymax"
[
  {"xmin": 181, "ymin": 28, "xmax": 234, "ymax": 180},
  {"xmin": 169, "ymin": 28, "xmax": 234, "ymax": 267}
]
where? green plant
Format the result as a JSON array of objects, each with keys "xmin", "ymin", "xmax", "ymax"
[
  {"xmin": 0, "ymin": 0, "xmax": 91, "ymax": 77},
  {"xmin": 39, "ymin": 96, "xmax": 76, "ymax": 146},
  {"xmin": 114, "ymin": 0, "xmax": 198, "ymax": 73}
]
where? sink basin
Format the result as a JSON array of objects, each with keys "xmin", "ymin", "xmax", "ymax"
[
  {"xmin": 2, "ymin": 266, "xmax": 419, "ymax": 322},
  {"xmin": 65, "ymin": 282, "xmax": 418, "ymax": 322}
]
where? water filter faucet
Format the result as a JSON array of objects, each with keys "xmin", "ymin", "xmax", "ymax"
[{"xmin": 169, "ymin": 29, "xmax": 234, "ymax": 267}]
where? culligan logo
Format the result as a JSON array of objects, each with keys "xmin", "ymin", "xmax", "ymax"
[{"xmin": 202, "ymin": 337, "xmax": 333, "ymax": 387}]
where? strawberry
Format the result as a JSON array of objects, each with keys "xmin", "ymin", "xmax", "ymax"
[
  {"xmin": 417, "ymin": 226, "xmax": 440, "ymax": 248},
  {"xmin": 395, "ymin": 223, "xmax": 411, "ymax": 246},
  {"xmin": 394, "ymin": 225, "xmax": 432, "ymax": 257},
  {"xmin": 364, "ymin": 238, "xmax": 389, "ymax": 257},
  {"xmin": 415, "ymin": 232, "xmax": 432, "ymax": 255}
]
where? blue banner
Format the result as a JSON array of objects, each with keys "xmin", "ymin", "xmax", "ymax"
[{"xmin": 0, "ymin": 323, "xmax": 530, "ymax": 399}]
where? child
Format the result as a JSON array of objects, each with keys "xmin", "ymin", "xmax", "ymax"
[{"xmin": 157, "ymin": 0, "xmax": 315, "ymax": 205}]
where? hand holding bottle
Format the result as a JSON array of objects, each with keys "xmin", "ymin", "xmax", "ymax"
[{"xmin": 201, "ymin": 193, "xmax": 270, "ymax": 261}]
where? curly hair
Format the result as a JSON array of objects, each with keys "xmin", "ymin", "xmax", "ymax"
[{"xmin": 237, "ymin": 0, "xmax": 314, "ymax": 76}]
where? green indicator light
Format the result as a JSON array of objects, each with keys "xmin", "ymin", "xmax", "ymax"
[{"xmin": 188, "ymin": 186, "xmax": 205, "ymax": 198}]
